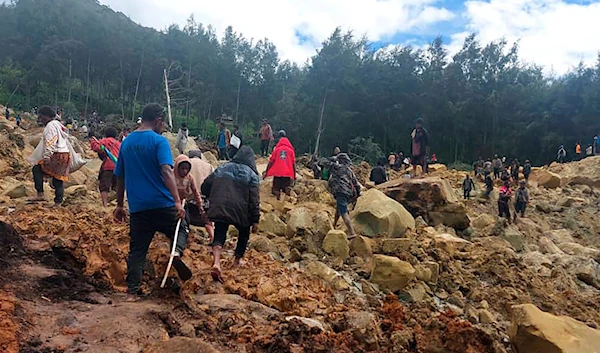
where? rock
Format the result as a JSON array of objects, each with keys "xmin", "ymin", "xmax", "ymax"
[
  {"xmin": 288, "ymin": 248, "xmax": 303, "ymax": 262},
  {"xmin": 521, "ymin": 251, "xmax": 553, "ymax": 276},
  {"xmin": 428, "ymin": 203, "xmax": 471, "ymax": 230},
  {"xmin": 509, "ymin": 303, "xmax": 600, "ymax": 353},
  {"xmin": 539, "ymin": 237, "xmax": 564, "ymax": 255},
  {"xmin": 428, "ymin": 163, "xmax": 447, "ymax": 172},
  {"xmin": 312, "ymin": 211, "xmax": 333, "ymax": 238},
  {"xmin": 179, "ymin": 323, "xmax": 196, "ymax": 338},
  {"xmin": 414, "ymin": 265, "xmax": 432, "ymax": 283},
  {"xmin": 479, "ymin": 309, "xmax": 496, "ymax": 324},
  {"xmin": 359, "ymin": 279, "xmax": 379, "ymax": 295},
  {"xmin": 404, "ymin": 282, "xmax": 429, "ymax": 302},
  {"xmin": 305, "ymin": 261, "xmax": 350, "ymax": 291},
  {"xmin": 381, "ymin": 238, "xmax": 412, "ymax": 256},
  {"xmin": 557, "ymin": 256, "xmax": 600, "ymax": 289},
  {"xmin": 201, "ymin": 151, "xmax": 218, "ymax": 167},
  {"xmin": 465, "ymin": 304, "xmax": 479, "ymax": 324},
  {"xmin": 471, "ymin": 214, "xmax": 495, "ymax": 229},
  {"xmin": 286, "ymin": 207, "xmax": 314, "ymax": 238},
  {"xmin": 64, "ymin": 170, "xmax": 88, "ymax": 188},
  {"xmin": 423, "ymin": 261, "xmax": 440, "ymax": 285},
  {"xmin": 259, "ymin": 212, "xmax": 286, "ymax": 236},
  {"xmin": 501, "ymin": 226, "xmax": 525, "ymax": 252},
  {"xmin": 434, "ymin": 233, "xmax": 472, "ymax": 256},
  {"xmin": 350, "ymin": 236, "xmax": 374, "ymax": 258},
  {"xmin": 2, "ymin": 184, "xmax": 27, "ymax": 199},
  {"xmin": 64, "ymin": 185, "xmax": 87, "ymax": 197},
  {"xmin": 534, "ymin": 170, "xmax": 562, "ymax": 188},
  {"xmin": 557, "ymin": 242, "xmax": 600, "ymax": 262},
  {"xmin": 370, "ymin": 255, "xmax": 415, "ymax": 292},
  {"xmin": 536, "ymin": 202, "xmax": 564, "ymax": 214},
  {"xmin": 448, "ymin": 291, "xmax": 465, "ymax": 308},
  {"xmin": 322, "ymin": 230, "xmax": 350, "ymax": 261},
  {"xmin": 249, "ymin": 235, "xmax": 279, "ymax": 254},
  {"xmin": 285, "ymin": 316, "xmax": 327, "ymax": 331},
  {"xmin": 344, "ymin": 311, "xmax": 381, "ymax": 350},
  {"xmin": 545, "ymin": 229, "xmax": 576, "ymax": 244},
  {"xmin": 143, "ymin": 337, "xmax": 219, "ymax": 353},
  {"xmin": 351, "ymin": 189, "xmax": 415, "ymax": 237}
]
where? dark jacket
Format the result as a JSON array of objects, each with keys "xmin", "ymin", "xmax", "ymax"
[
  {"xmin": 201, "ymin": 146, "xmax": 260, "ymax": 227},
  {"xmin": 523, "ymin": 163, "xmax": 531, "ymax": 175},
  {"xmin": 328, "ymin": 153, "xmax": 361, "ymax": 199},
  {"xmin": 370, "ymin": 166, "xmax": 387, "ymax": 185},
  {"xmin": 462, "ymin": 178, "xmax": 475, "ymax": 191}
]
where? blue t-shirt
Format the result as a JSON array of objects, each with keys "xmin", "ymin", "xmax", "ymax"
[
  {"xmin": 217, "ymin": 130, "xmax": 226, "ymax": 148},
  {"xmin": 114, "ymin": 130, "xmax": 175, "ymax": 213}
]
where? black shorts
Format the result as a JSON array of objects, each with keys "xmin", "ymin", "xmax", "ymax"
[
  {"xmin": 272, "ymin": 177, "xmax": 292, "ymax": 193},
  {"xmin": 98, "ymin": 170, "xmax": 116, "ymax": 192},
  {"xmin": 186, "ymin": 202, "xmax": 211, "ymax": 227}
]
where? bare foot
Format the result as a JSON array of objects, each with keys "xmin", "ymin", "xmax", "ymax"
[
  {"xmin": 28, "ymin": 194, "xmax": 45, "ymax": 202},
  {"xmin": 210, "ymin": 266, "xmax": 224, "ymax": 283},
  {"xmin": 232, "ymin": 258, "xmax": 245, "ymax": 268}
]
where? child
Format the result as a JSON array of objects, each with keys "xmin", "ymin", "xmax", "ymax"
[
  {"xmin": 90, "ymin": 127, "xmax": 121, "ymax": 207},
  {"xmin": 462, "ymin": 174, "xmax": 475, "ymax": 199},
  {"xmin": 498, "ymin": 180, "xmax": 513, "ymax": 223},
  {"xmin": 174, "ymin": 154, "xmax": 214, "ymax": 243},
  {"xmin": 514, "ymin": 180, "xmax": 530, "ymax": 221},
  {"xmin": 484, "ymin": 173, "xmax": 494, "ymax": 198}
]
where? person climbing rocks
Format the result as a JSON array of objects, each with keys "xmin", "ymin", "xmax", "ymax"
[
  {"xmin": 370, "ymin": 157, "xmax": 388, "ymax": 185},
  {"xmin": 29, "ymin": 106, "xmax": 70, "ymax": 207},
  {"xmin": 319, "ymin": 147, "xmax": 341, "ymax": 181},
  {"xmin": 328, "ymin": 153, "xmax": 361, "ymax": 239},
  {"xmin": 201, "ymin": 146, "xmax": 260, "ymax": 283},
  {"xmin": 510, "ymin": 159, "xmax": 520, "ymax": 182},
  {"xmin": 498, "ymin": 180, "xmax": 513, "ymax": 223},
  {"xmin": 557, "ymin": 145, "xmax": 566, "ymax": 163},
  {"xmin": 174, "ymin": 154, "xmax": 214, "ymax": 244},
  {"xmin": 175, "ymin": 122, "xmax": 189, "ymax": 155},
  {"xmin": 514, "ymin": 180, "xmax": 530, "ymax": 222},
  {"xmin": 484, "ymin": 173, "xmax": 494, "ymax": 198},
  {"xmin": 216, "ymin": 122, "xmax": 231, "ymax": 161},
  {"xmin": 113, "ymin": 103, "xmax": 190, "ymax": 300},
  {"xmin": 523, "ymin": 160, "xmax": 532, "ymax": 181},
  {"xmin": 575, "ymin": 143, "xmax": 582, "ymax": 161},
  {"xmin": 228, "ymin": 124, "xmax": 243, "ymax": 158},
  {"xmin": 15, "ymin": 114, "xmax": 21, "ymax": 128},
  {"xmin": 410, "ymin": 118, "xmax": 429, "ymax": 177},
  {"xmin": 90, "ymin": 126, "xmax": 121, "ymax": 207},
  {"xmin": 188, "ymin": 150, "xmax": 215, "ymax": 242},
  {"xmin": 473, "ymin": 157, "xmax": 484, "ymax": 178},
  {"xmin": 462, "ymin": 174, "xmax": 475, "ymax": 199},
  {"xmin": 264, "ymin": 130, "xmax": 296, "ymax": 201},
  {"xmin": 259, "ymin": 119, "xmax": 273, "ymax": 157},
  {"xmin": 5, "ymin": 106, "xmax": 9, "ymax": 119},
  {"xmin": 492, "ymin": 155, "xmax": 502, "ymax": 180},
  {"xmin": 483, "ymin": 159, "xmax": 493, "ymax": 177}
]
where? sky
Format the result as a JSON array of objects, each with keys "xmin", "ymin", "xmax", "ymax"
[{"xmin": 95, "ymin": 0, "xmax": 600, "ymax": 74}]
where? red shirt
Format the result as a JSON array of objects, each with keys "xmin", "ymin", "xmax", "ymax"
[
  {"xmin": 90, "ymin": 137, "xmax": 121, "ymax": 171},
  {"xmin": 266, "ymin": 138, "xmax": 296, "ymax": 179}
]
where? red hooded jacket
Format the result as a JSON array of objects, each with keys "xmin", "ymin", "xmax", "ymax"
[{"xmin": 266, "ymin": 137, "xmax": 296, "ymax": 179}]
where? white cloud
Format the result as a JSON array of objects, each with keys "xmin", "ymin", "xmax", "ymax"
[
  {"xmin": 455, "ymin": 0, "xmax": 600, "ymax": 74},
  {"xmin": 99, "ymin": 0, "xmax": 454, "ymax": 64}
]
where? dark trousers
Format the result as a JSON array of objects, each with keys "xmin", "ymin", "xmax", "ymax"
[
  {"xmin": 127, "ymin": 207, "xmax": 189, "ymax": 294},
  {"xmin": 228, "ymin": 146, "xmax": 239, "ymax": 159},
  {"xmin": 515, "ymin": 201, "xmax": 527, "ymax": 216},
  {"xmin": 218, "ymin": 147, "xmax": 229, "ymax": 160},
  {"xmin": 463, "ymin": 189, "xmax": 471, "ymax": 199},
  {"xmin": 212, "ymin": 222, "xmax": 250, "ymax": 259},
  {"xmin": 498, "ymin": 201, "xmax": 511, "ymax": 220},
  {"xmin": 32, "ymin": 165, "xmax": 64, "ymax": 204},
  {"xmin": 260, "ymin": 140, "xmax": 270, "ymax": 157},
  {"xmin": 493, "ymin": 168, "xmax": 500, "ymax": 179}
]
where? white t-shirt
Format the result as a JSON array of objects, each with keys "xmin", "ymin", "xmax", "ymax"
[{"xmin": 43, "ymin": 120, "xmax": 69, "ymax": 155}]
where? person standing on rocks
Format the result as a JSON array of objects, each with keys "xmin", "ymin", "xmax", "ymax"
[
  {"xmin": 483, "ymin": 159, "xmax": 493, "ymax": 177},
  {"xmin": 228, "ymin": 124, "xmax": 243, "ymax": 158},
  {"xmin": 370, "ymin": 158, "xmax": 388, "ymax": 185},
  {"xmin": 492, "ymin": 155, "xmax": 502, "ymax": 180},
  {"xmin": 523, "ymin": 160, "xmax": 532, "ymax": 181},
  {"xmin": 498, "ymin": 180, "xmax": 513, "ymax": 223},
  {"xmin": 201, "ymin": 146, "xmax": 260, "ymax": 283},
  {"xmin": 514, "ymin": 180, "xmax": 530, "ymax": 222},
  {"xmin": 113, "ymin": 103, "xmax": 191, "ymax": 300},
  {"xmin": 264, "ymin": 130, "xmax": 296, "ymax": 201},
  {"xmin": 16, "ymin": 114, "xmax": 21, "ymax": 128},
  {"xmin": 557, "ymin": 145, "xmax": 567, "ymax": 163},
  {"xmin": 410, "ymin": 118, "xmax": 429, "ymax": 177},
  {"xmin": 462, "ymin": 174, "xmax": 475, "ymax": 199},
  {"xmin": 216, "ymin": 122, "xmax": 231, "ymax": 161},
  {"xmin": 174, "ymin": 154, "xmax": 214, "ymax": 244},
  {"xmin": 575, "ymin": 143, "xmax": 582, "ymax": 161},
  {"xmin": 510, "ymin": 159, "xmax": 520, "ymax": 182},
  {"xmin": 175, "ymin": 122, "xmax": 189, "ymax": 155},
  {"xmin": 484, "ymin": 173, "xmax": 494, "ymax": 198},
  {"xmin": 328, "ymin": 153, "xmax": 360, "ymax": 239},
  {"xmin": 5, "ymin": 106, "xmax": 9, "ymax": 119},
  {"xmin": 90, "ymin": 126, "xmax": 121, "ymax": 207},
  {"xmin": 259, "ymin": 119, "xmax": 273, "ymax": 157},
  {"xmin": 29, "ymin": 106, "xmax": 70, "ymax": 207}
]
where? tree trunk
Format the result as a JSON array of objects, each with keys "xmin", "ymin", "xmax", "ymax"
[
  {"xmin": 235, "ymin": 74, "xmax": 241, "ymax": 124},
  {"xmin": 132, "ymin": 45, "xmax": 145, "ymax": 121},
  {"xmin": 67, "ymin": 56, "xmax": 72, "ymax": 103},
  {"xmin": 84, "ymin": 51, "xmax": 91, "ymax": 119},
  {"xmin": 314, "ymin": 90, "xmax": 328, "ymax": 156}
]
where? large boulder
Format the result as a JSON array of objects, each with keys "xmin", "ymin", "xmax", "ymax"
[
  {"xmin": 501, "ymin": 226, "xmax": 525, "ymax": 252},
  {"xmin": 471, "ymin": 214, "xmax": 495, "ymax": 230},
  {"xmin": 379, "ymin": 177, "xmax": 470, "ymax": 230},
  {"xmin": 286, "ymin": 207, "xmax": 314, "ymax": 238},
  {"xmin": 249, "ymin": 235, "xmax": 279, "ymax": 254},
  {"xmin": 351, "ymin": 189, "xmax": 415, "ymax": 238},
  {"xmin": 509, "ymin": 303, "xmax": 600, "ymax": 353},
  {"xmin": 259, "ymin": 212, "xmax": 287, "ymax": 236},
  {"xmin": 532, "ymin": 169, "xmax": 562, "ymax": 188},
  {"xmin": 552, "ymin": 255, "xmax": 600, "ymax": 289},
  {"xmin": 370, "ymin": 255, "xmax": 415, "ymax": 292},
  {"xmin": 350, "ymin": 236, "xmax": 374, "ymax": 258},
  {"xmin": 557, "ymin": 243, "xmax": 600, "ymax": 262},
  {"xmin": 322, "ymin": 230, "xmax": 350, "ymax": 261},
  {"xmin": 305, "ymin": 261, "xmax": 350, "ymax": 291}
]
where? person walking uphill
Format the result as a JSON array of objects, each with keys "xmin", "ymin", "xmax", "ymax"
[
  {"xmin": 216, "ymin": 122, "xmax": 231, "ymax": 160},
  {"xmin": 176, "ymin": 122, "xmax": 189, "ymax": 155},
  {"xmin": 329, "ymin": 153, "xmax": 361, "ymax": 239},
  {"xmin": 174, "ymin": 154, "xmax": 215, "ymax": 243},
  {"xmin": 498, "ymin": 180, "xmax": 513, "ymax": 223},
  {"xmin": 462, "ymin": 174, "xmax": 475, "ymax": 199},
  {"xmin": 264, "ymin": 130, "xmax": 296, "ymax": 200},
  {"xmin": 201, "ymin": 146, "xmax": 260, "ymax": 283},
  {"xmin": 410, "ymin": 118, "xmax": 429, "ymax": 177},
  {"xmin": 90, "ymin": 127, "xmax": 121, "ymax": 207},
  {"xmin": 113, "ymin": 104, "xmax": 191, "ymax": 300},
  {"xmin": 29, "ymin": 106, "xmax": 71, "ymax": 206},
  {"xmin": 259, "ymin": 119, "xmax": 274, "ymax": 157},
  {"xmin": 514, "ymin": 180, "xmax": 530, "ymax": 222}
]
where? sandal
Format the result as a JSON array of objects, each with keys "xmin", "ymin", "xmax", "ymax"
[{"xmin": 210, "ymin": 266, "xmax": 224, "ymax": 283}]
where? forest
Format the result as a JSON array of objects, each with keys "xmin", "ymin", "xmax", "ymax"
[{"xmin": 1, "ymin": 0, "xmax": 600, "ymax": 165}]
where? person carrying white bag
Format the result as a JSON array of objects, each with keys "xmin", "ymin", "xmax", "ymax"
[{"xmin": 27, "ymin": 106, "xmax": 85, "ymax": 207}]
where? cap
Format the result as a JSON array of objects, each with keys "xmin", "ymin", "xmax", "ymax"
[{"xmin": 278, "ymin": 130, "xmax": 286, "ymax": 138}]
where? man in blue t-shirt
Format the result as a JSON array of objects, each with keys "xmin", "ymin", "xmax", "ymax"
[{"xmin": 114, "ymin": 103, "xmax": 192, "ymax": 299}]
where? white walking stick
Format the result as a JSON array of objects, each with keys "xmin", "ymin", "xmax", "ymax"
[{"xmin": 160, "ymin": 199, "xmax": 186, "ymax": 288}]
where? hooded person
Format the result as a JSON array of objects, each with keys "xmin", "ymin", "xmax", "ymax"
[
  {"xmin": 201, "ymin": 146, "xmax": 260, "ymax": 283},
  {"xmin": 264, "ymin": 130, "xmax": 296, "ymax": 200},
  {"xmin": 174, "ymin": 154, "xmax": 214, "ymax": 243},
  {"xmin": 370, "ymin": 157, "xmax": 388, "ymax": 185},
  {"xmin": 328, "ymin": 153, "xmax": 361, "ymax": 239}
]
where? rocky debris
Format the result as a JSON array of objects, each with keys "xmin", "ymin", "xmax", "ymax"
[
  {"xmin": 258, "ymin": 212, "xmax": 286, "ymax": 236},
  {"xmin": 349, "ymin": 236, "xmax": 374, "ymax": 258},
  {"xmin": 549, "ymin": 156, "xmax": 600, "ymax": 188},
  {"xmin": 545, "ymin": 229, "xmax": 576, "ymax": 244},
  {"xmin": 340, "ymin": 310, "xmax": 381, "ymax": 350},
  {"xmin": 370, "ymin": 254, "xmax": 415, "ymax": 292},
  {"xmin": 381, "ymin": 238, "xmax": 412, "ymax": 256},
  {"xmin": 539, "ymin": 237, "xmax": 564, "ymax": 254},
  {"xmin": 285, "ymin": 316, "xmax": 327, "ymax": 331},
  {"xmin": 552, "ymin": 255, "xmax": 600, "ymax": 289},
  {"xmin": 304, "ymin": 261, "xmax": 350, "ymax": 291},
  {"xmin": 500, "ymin": 226, "xmax": 525, "ymax": 252},
  {"xmin": 532, "ymin": 169, "xmax": 562, "ymax": 188},
  {"xmin": 471, "ymin": 213, "xmax": 495, "ymax": 229},
  {"xmin": 322, "ymin": 230, "xmax": 350, "ymax": 261},
  {"xmin": 509, "ymin": 303, "xmax": 600, "ymax": 353},
  {"xmin": 351, "ymin": 189, "xmax": 415, "ymax": 237},
  {"xmin": 64, "ymin": 170, "xmax": 88, "ymax": 188},
  {"xmin": 434, "ymin": 233, "xmax": 472, "ymax": 256},
  {"xmin": 163, "ymin": 131, "xmax": 199, "ymax": 158},
  {"xmin": 1, "ymin": 184, "xmax": 27, "ymax": 199},
  {"xmin": 249, "ymin": 235, "xmax": 279, "ymax": 255},
  {"xmin": 428, "ymin": 163, "xmax": 447, "ymax": 172},
  {"xmin": 143, "ymin": 337, "xmax": 221, "ymax": 353},
  {"xmin": 536, "ymin": 201, "xmax": 565, "ymax": 213},
  {"xmin": 557, "ymin": 242, "xmax": 600, "ymax": 262},
  {"xmin": 291, "ymin": 179, "xmax": 335, "ymax": 205}
]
